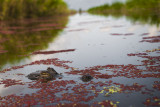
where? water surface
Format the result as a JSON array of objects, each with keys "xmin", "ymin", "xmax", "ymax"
[
  {"xmin": 64, "ymin": 0, "xmax": 126, "ymax": 10},
  {"xmin": 0, "ymin": 13, "xmax": 160, "ymax": 106}
]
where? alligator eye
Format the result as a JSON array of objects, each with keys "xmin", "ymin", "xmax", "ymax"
[{"xmin": 35, "ymin": 75, "xmax": 39, "ymax": 77}]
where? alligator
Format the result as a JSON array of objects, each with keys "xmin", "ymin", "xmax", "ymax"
[
  {"xmin": 27, "ymin": 67, "xmax": 59, "ymax": 80},
  {"xmin": 27, "ymin": 67, "xmax": 93, "ymax": 82},
  {"xmin": 80, "ymin": 74, "xmax": 93, "ymax": 82}
]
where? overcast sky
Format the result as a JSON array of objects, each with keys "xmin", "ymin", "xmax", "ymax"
[{"xmin": 64, "ymin": 0, "xmax": 126, "ymax": 10}]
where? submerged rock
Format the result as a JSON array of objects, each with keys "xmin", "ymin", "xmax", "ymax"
[
  {"xmin": 81, "ymin": 74, "xmax": 93, "ymax": 82},
  {"xmin": 27, "ymin": 67, "xmax": 59, "ymax": 80}
]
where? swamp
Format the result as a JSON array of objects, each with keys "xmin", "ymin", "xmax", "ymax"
[{"xmin": 0, "ymin": 0, "xmax": 160, "ymax": 106}]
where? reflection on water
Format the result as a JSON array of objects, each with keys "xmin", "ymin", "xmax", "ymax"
[
  {"xmin": 0, "ymin": 15, "xmax": 69, "ymax": 70},
  {"xmin": 0, "ymin": 12, "xmax": 160, "ymax": 106},
  {"xmin": 89, "ymin": 10, "xmax": 160, "ymax": 26},
  {"xmin": 88, "ymin": 0, "xmax": 160, "ymax": 26},
  {"xmin": 126, "ymin": 14, "xmax": 160, "ymax": 26}
]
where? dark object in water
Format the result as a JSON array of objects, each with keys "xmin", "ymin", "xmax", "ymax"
[
  {"xmin": 27, "ymin": 67, "xmax": 59, "ymax": 80},
  {"xmin": 81, "ymin": 74, "xmax": 93, "ymax": 82}
]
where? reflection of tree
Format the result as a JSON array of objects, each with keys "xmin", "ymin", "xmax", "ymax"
[
  {"xmin": 0, "ymin": 0, "xmax": 72, "ymax": 69},
  {"xmin": 0, "ymin": 15, "xmax": 69, "ymax": 69},
  {"xmin": 88, "ymin": 0, "xmax": 160, "ymax": 25}
]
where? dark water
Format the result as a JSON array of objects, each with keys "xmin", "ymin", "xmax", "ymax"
[{"xmin": 0, "ymin": 12, "xmax": 160, "ymax": 107}]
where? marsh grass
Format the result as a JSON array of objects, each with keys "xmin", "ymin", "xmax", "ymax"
[
  {"xmin": 0, "ymin": 0, "xmax": 70, "ymax": 20},
  {"xmin": 88, "ymin": 0, "xmax": 160, "ymax": 25}
]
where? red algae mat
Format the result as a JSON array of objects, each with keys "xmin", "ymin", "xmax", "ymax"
[{"xmin": 0, "ymin": 47, "xmax": 160, "ymax": 107}]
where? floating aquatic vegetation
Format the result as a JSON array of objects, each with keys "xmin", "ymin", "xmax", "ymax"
[
  {"xmin": 0, "ymin": 75, "xmax": 158, "ymax": 106},
  {"xmin": 153, "ymin": 81, "xmax": 160, "ymax": 91},
  {"xmin": 97, "ymin": 100, "xmax": 119, "ymax": 107},
  {"xmin": 0, "ymin": 58, "xmax": 73, "ymax": 73},
  {"xmin": 110, "ymin": 33, "xmax": 123, "ymax": 36},
  {"xmin": 140, "ymin": 36, "xmax": 160, "ymax": 43},
  {"xmin": 0, "ymin": 79, "xmax": 25, "ymax": 87},
  {"xmin": 127, "ymin": 53, "xmax": 148, "ymax": 56},
  {"xmin": 104, "ymin": 86, "xmax": 121, "ymax": 96},
  {"xmin": 32, "ymin": 49, "xmax": 75, "ymax": 55},
  {"xmin": 143, "ymin": 97, "xmax": 160, "ymax": 106},
  {"xmin": 110, "ymin": 33, "xmax": 134, "ymax": 36},
  {"xmin": 141, "ymin": 33, "xmax": 149, "ymax": 36},
  {"xmin": 145, "ymin": 48, "xmax": 160, "ymax": 53}
]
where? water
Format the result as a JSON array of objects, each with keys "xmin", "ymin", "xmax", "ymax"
[
  {"xmin": 25, "ymin": 13, "xmax": 159, "ymax": 67},
  {"xmin": 0, "ymin": 12, "xmax": 160, "ymax": 106},
  {"xmin": 64, "ymin": 0, "xmax": 126, "ymax": 10}
]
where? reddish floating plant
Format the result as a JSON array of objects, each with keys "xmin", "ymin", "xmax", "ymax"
[
  {"xmin": 0, "ymin": 79, "xmax": 25, "ymax": 87},
  {"xmin": 143, "ymin": 97, "xmax": 160, "ymax": 106},
  {"xmin": 153, "ymin": 81, "xmax": 160, "ymax": 91},
  {"xmin": 127, "ymin": 53, "xmax": 148, "ymax": 56},
  {"xmin": 0, "ymin": 58, "xmax": 73, "ymax": 73},
  {"xmin": 110, "ymin": 33, "xmax": 123, "ymax": 36},
  {"xmin": 141, "ymin": 33, "xmax": 149, "ymax": 36},
  {"xmin": 32, "ymin": 49, "xmax": 75, "ymax": 55},
  {"xmin": 140, "ymin": 36, "xmax": 160, "ymax": 43}
]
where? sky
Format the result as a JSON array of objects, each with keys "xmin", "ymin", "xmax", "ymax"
[{"xmin": 64, "ymin": 0, "xmax": 126, "ymax": 10}]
